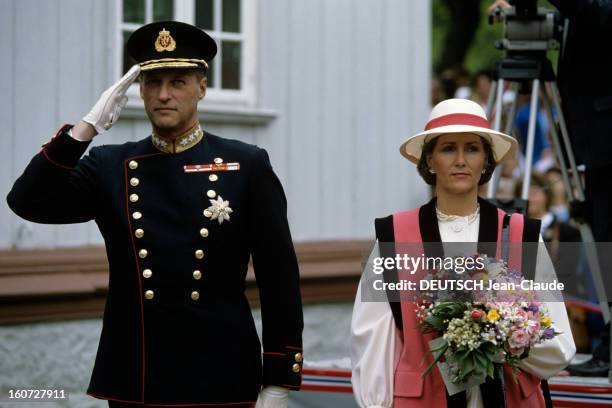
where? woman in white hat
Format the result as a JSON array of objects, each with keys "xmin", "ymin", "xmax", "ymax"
[
  {"xmin": 401, "ymin": 97, "xmax": 516, "ymax": 210},
  {"xmin": 350, "ymin": 99, "xmax": 576, "ymax": 408}
]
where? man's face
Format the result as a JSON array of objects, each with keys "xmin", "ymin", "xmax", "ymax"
[{"xmin": 140, "ymin": 69, "xmax": 206, "ymax": 136}]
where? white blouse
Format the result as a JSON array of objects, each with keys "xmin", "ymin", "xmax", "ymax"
[{"xmin": 350, "ymin": 213, "xmax": 576, "ymax": 408}]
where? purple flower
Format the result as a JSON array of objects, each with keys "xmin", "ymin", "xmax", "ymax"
[
  {"xmin": 527, "ymin": 303, "xmax": 539, "ymax": 313},
  {"xmin": 543, "ymin": 328, "xmax": 555, "ymax": 340}
]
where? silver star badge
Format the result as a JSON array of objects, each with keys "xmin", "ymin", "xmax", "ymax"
[{"xmin": 206, "ymin": 195, "xmax": 233, "ymax": 224}]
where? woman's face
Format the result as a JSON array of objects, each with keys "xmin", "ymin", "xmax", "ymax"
[
  {"xmin": 427, "ymin": 133, "xmax": 488, "ymax": 196},
  {"xmin": 545, "ymin": 172, "xmax": 567, "ymax": 205},
  {"xmin": 528, "ymin": 185, "xmax": 548, "ymax": 217}
]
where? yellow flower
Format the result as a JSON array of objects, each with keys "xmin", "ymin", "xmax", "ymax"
[
  {"xmin": 487, "ymin": 309, "xmax": 500, "ymax": 322},
  {"xmin": 541, "ymin": 316, "xmax": 552, "ymax": 328},
  {"xmin": 474, "ymin": 272, "xmax": 489, "ymax": 282}
]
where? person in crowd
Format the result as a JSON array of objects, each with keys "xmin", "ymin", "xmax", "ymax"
[
  {"xmin": 544, "ymin": 168, "xmax": 571, "ymax": 223},
  {"xmin": 471, "ymin": 69, "xmax": 493, "ymax": 109}
]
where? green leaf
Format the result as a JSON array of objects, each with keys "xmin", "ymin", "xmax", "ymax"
[
  {"xmin": 486, "ymin": 360, "xmax": 494, "ymax": 378},
  {"xmin": 453, "ymin": 348, "xmax": 470, "ymax": 362},
  {"xmin": 463, "ymin": 355, "xmax": 475, "ymax": 375},
  {"xmin": 426, "ymin": 315, "xmax": 446, "ymax": 329},
  {"xmin": 474, "ymin": 350, "xmax": 489, "ymax": 368},
  {"xmin": 473, "ymin": 351, "xmax": 489, "ymax": 376},
  {"xmin": 431, "ymin": 343, "xmax": 448, "ymax": 353},
  {"xmin": 422, "ymin": 343, "xmax": 448, "ymax": 378},
  {"xmin": 432, "ymin": 344, "xmax": 449, "ymax": 361},
  {"xmin": 432, "ymin": 301, "xmax": 468, "ymax": 318}
]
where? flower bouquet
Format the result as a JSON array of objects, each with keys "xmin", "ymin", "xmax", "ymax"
[{"xmin": 415, "ymin": 256, "xmax": 559, "ymax": 393}]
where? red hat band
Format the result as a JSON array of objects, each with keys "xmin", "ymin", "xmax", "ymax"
[{"xmin": 424, "ymin": 113, "xmax": 491, "ymax": 131}]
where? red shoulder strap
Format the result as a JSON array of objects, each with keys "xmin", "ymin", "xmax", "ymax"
[{"xmin": 393, "ymin": 208, "xmax": 421, "ymax": 242}]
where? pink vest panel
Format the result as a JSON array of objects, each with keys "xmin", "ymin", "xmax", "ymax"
[{"xmin": 391, "ymin": 208, "xmax": 544, "ymax": 408}]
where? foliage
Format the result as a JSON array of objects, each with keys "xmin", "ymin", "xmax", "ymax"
[{"xmin": 432, "ymin": 0, "xmax": 559, "ymax": 75}]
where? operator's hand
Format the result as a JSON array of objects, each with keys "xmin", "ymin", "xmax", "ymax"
[
  {"xmin": 488, "ymin": 0, "xmax": 512, "ymax": 22},
  {"xmin": 82, "ymin": 64, "xmax": 141, "ymax": 136}
]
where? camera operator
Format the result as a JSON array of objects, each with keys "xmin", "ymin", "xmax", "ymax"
[{"xmin": 489, "ymin": 0, "xmax": 612, "ymax": 377}]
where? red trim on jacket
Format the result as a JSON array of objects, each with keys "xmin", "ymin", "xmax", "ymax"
[
  {"xmin": 124, "ymin": 159, "xmax": 146, "ymax": 402},
  {"xmin": 40, "ymin": 124, "xmax": 78, "ymax": 170},
  {"xmin": 88, "ymin": 391, "xmax": 256, "ymax": 406},
  {"xmin": 123, "ymin": 152, "xmax": 164, "ymax": 402},
  {"xmin": 41, "ymin": 148, "xmax": 75, "ymax": 170}
]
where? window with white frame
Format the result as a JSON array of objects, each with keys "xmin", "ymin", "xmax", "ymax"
[{"xmin": 119, "ymin": 0, "xmax": 255, "ymax": 104}]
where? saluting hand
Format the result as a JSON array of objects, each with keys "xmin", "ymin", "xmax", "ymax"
[{"xmin": 77, "ymin": 64, "xmax": 141, "ymax": 140}]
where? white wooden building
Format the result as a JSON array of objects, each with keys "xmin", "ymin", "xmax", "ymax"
[
  {"xmin": 0, "ymin": 0, "xmax": 431, "ymax": 249},
  {"xmin": 0, "ymin": 2, "xmax": 431, "ymax": 406}
]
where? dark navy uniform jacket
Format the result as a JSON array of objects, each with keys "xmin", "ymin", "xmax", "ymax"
[{"xmin": 7, "ymin": 125, "xmax": 304, "ymax": 407}]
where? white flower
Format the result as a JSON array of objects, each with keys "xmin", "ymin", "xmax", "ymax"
[
  {"xmin": 481, "ymin": 329, "xmax": 498, "ymax": 345},
  {"xmin": 444, "ymin": 316, "xmax": 482, "ymax": 351},
  {"xmin": 206, "ymin": 195, "xmax": 233, "ymax": 224},
  {"xmin": 487, "ymin": 262, "xmax": 503, "ymax": 279}
]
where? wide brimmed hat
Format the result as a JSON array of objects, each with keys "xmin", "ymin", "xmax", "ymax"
[
  {"xmin": 127, "ymin": 21, "xmax": 217, "ymax": 72},
  {"xmin": 399, "ymin": 98, "xmax": 517, "ymax": 164}
]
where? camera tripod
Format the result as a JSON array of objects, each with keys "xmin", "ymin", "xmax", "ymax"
[{"xmin": 484, "ymin": 53, "xmax": 612, "ymax": 381}]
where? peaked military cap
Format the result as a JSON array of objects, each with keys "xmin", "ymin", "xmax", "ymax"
[{"xmin": 127, "ymin": 21, "xmax": 217, "ymax": 72}]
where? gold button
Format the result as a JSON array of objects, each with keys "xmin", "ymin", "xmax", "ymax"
[
  {"xmin": 292, "ymin": 363, "xmax": 301, "ymax": 373},
  {"xmin": 191, "ymin": 291, "xmax": 200, "ymax": 301},
  {"xmin": 195, "ymin": 249, "xmax": 204, "ymax": 259},
  {"xmin": 139, "ymin": 249, "xmax": 148, "ymax": 258},
  {"xmin": 206, "ymin": 190, "xmax": 216, "ymax": 198},
  {"xmin": 130, "ymin": 177, "xmax": 140, "ymax": 187},
  {"xmin": 130, "ymin": 193, "xmax": 139, "ymax": 203},
  {"xmin": 193, "ymin": 270, "xmax": 202, "ymax": 280},
  {"xmin": 143, "ymin": 269, "xmax": 152, "ymax": 278},
  {"xmin": 209, "ymin": 174, "xmax": 218, "ymax": 182},
  {"xmin": 203, "ymin": 209, "xmax": 212, "ymax": 218},
  {"xmin": 200, "ymin": 228, "xmax": 209, "ymax": 238},
  {"xmin": 135, "ymin": 228, "xmax": 144, "ymax": 238},
  {"xmin": 145, "ymin": 290, "xmax": 154, "ymax": 300},
  {"xmin": 214, "ymin": 157, "xmax": 223, "ymax": 164},
  {"xmin": 129, "ymin": 160, "xmax": 138, "ymax": 170},
  {"xmin": 132, "ymin": 211, "xmax": 142, "ymax": 220},
  {"xmin": 294, "ymin": 353, "xmax": 303, "ymax": 363}
]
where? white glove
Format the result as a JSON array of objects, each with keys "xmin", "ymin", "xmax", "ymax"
[
  {"xmin": 83, "ymin": 64, "xmax": 141, "ymax": 135},
  {"xmin": 255, "ymin": 386, "xmax": 289, "ymax": 408}
]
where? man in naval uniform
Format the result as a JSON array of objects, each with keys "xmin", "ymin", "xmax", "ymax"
[{"xmin": 7, "ymin": 21, "xmax": 303, "ymax": 408}]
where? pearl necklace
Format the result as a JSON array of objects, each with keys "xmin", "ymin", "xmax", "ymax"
[{"xmin": 436, "ymin": 204, "xmax": 480, "ymax": 224}]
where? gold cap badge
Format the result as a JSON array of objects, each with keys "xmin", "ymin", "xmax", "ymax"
[{"xmin": 155, "ymin": 28, "xmax": 176, "ymax": 52}]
